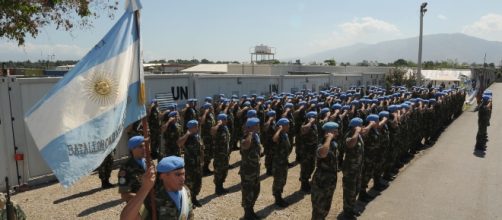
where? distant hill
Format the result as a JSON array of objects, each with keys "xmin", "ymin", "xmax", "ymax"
[{"xmin": 303, "ymin": 33, "xmax": 502, "ymax": 64}]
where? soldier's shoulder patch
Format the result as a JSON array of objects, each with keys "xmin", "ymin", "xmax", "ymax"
[{"xmin": 119, "ymin": 170, "xmax": 127, "ymax": 177}]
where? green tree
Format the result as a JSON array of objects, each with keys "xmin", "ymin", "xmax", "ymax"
[
  {"xmin": 393, "ymin": 59, "xmax": 408, "ymax": 67},
  {"xmin": 385, "ymin": 68, "xmax": 417, "ymax": 89},
  {"xmin": 323, "ymin": 59, "xmax": 336, "ymax": 66},
  {"xmin": 0, "ymin": 1, "xmax": 118, "ymax": 45}
]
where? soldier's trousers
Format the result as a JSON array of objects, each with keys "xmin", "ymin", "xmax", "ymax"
[
  {"xmin": 300, "ymin": 144, "xmax": 316, "ymax": 183},
  {"xmin": 264, "ymin": 142, "xmax": 274, "ymax": 172},
  {"xmin": 311, "ymin": 171, "xmax": 337, "ymax": 220},
  {"xmin": 361, "ymin": 146, "xmax": 378, "ymax": 190},
  {"xmin": 185, "ymin": 162, "xmax": 202, "ymax": 197},
  {"xmin": 296, "ymin": 139, "xmax": 304, "ymax": 162},
  {"xmin": 98, "ymin": 153, "xmax": 113, "ymax": 181},
  {"xmin": 373, "ymin": 145, "xmax": 388, "ymax": 182},
  {"xmin": 149, "ymin": 130, "xmax": 161, "ymax": 159},
  {"xmin": 475, "ymin": 122, "xmax": 488, "ymax": 149},
  {"xmin": 342, "ymin": 165, "xmax": 362, "ymax": 213},
  {"xmin": 272, "ymin": 162, "xmax": 288, "ymax": 196},
  {"xmin": 288, "ymin": 134, "xmax": 295, "ymax": 156},
  {"xmin": 241, "ymin": 175, "xmax": 260, "ymax": 209},
  {"xmin": 203, "ymin": 136, "xmax": 214, "ymax": 168},
  {"xmin": 213, "ymin": 149, "xmax": 229, "ymax": 185}
]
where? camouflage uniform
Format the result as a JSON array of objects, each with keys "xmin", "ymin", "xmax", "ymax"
[
  {"xmin": 272, "ymin": 132, "xmax": 291, "ymax": 197},
  {"xmin": 118, "ymin": 157, "xmax": 146, "ymax": 194},
  {"xmin": 475, "ymin": 102, "xmax": 491, "ymax": 150},
  {"xmin": 263, "ymin": 119, "xmax": 276, "ymax": 174},
  {"xmin": 201, "ymin": 112, "xmax": 216, "ymax": 171},
  {"xmin": 239, "ymin": 133, "xmax": 261, "ymax": 209},
  {"xmin": 0, "ymin": 194, "xmax": 26, "ymax": 220},
  {"xmin": 373, "ymin": 123, "xmax": 390, "ymax": 181},
  {"xmin": 213, "ymin": 125, "xmax": 231, "ymax": 186},
  {"xmin": 299, "ymin": 121, "xmax": 319, "ymax": 185},
  {"xmin": 285, "ymin": 111, "xmax": 296, "ymax": 156},
  {"xmin": 360, "ymin": 128, "xmax": 380, "ymax": 191},
  {"xmin": 163, "ymin": 122, "xmax": 183, "ymax": 157},
  {"xmin": 143, "ymin": 185, "xmax": 194, "ymax": 220},
  {"xmin": 311, "ymin": 137, "xmax": 338, "ymax": 219},
  {"xmin": 184, "ymin": 134, "xmax": 203, "ymax": 199},
  {"xmin": 342, "ymin": 130, "xmax": 364, "ymax": 214},
  {"xmin": 98, "ymin": 152, "xmax": 114, "ymax": 182},
  {"xmin": 294, "ymin": 109, "xmax": 306, "ymax": 161},
  {"xmin": 148, "ymin": 105, "xmax": 161, "ymax": 159}
]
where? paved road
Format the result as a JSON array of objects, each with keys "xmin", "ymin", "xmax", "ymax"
[{"xmin": 361, "ymin": 83, "xmax": 502, "ymax": 220}]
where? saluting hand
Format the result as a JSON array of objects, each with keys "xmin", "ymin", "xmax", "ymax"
[{"xmin": 142, "ymin": 165, "xmax": 156, "ymax": 191}]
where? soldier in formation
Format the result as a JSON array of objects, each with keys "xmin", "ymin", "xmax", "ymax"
[{"xmin": 135, "ymin": 85, "xmax": 466, "ymax": 219}]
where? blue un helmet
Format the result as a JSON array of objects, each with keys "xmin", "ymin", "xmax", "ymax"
[
  {"xmin": 322, "ymin": 122, "xmax": 339, "ymax": 131},
  {"xmin": 217, "ymin": 113, "xmax": 228, "ymax": 121},
  {"xmin": 267, "ymin": 110, "xmax": 276, "ymax": 117},
  {"xmin": 349, "ymin": 117, "xmax": 363, "ymax": 127},
  {"xmin": 247, "ymin": 109, "xmax": 257, "ymax": 118},
  {"xmin": 306, "ymin": 111, "xmax": 318, "ymax": 118},
  {"xmin": 320, "ymin": 107, "xmax": 330, "ymax": 115},
  {"xmin": 277, "ymin": 118, "xmax": 290, "ymax": 126},
  {"xmin": 379, "ymin": 111, "xmax": 390, "ymax": 119},
  {"xmin": 187, "ymin": 120, "xmax": 198, "ymax": 129},
  {"xmin": 366, "ymin": 114, "xmax": 380, "ymax": 123}
]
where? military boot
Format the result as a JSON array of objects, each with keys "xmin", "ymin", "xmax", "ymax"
[
  {"xmin": 203, "ymin": 165, "xmax": 213, "ymax": 176},
  {"xmin": 192, "ymin": 195, "xmax": 202, "ymax": 208},
  {"xmin": 358, "ymin": 190, "xmax": 374, "ymax": 203},
  {"xmin": 244, "ymin": 207, "xmax": 261, "ymax": 220},
  {"xmin": 342, "ymin": 210, "xmax": 357, "ymax": 220},
  {"xmin": 300, "ymin": 181, "xmax": 311, "ymax": 193},
  {"xmin": 215, "ymin": 183, "xmax": 229, "ymax": 195},
  {"xmin": 274, "ymin": 195, "xmax": 289, "ymax": 207},
  {"xmin": 101, "ymin": 180, "xmax": 114, "ymax": 189}
]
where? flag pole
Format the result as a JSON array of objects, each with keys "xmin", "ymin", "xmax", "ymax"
[{"xmin": 134, "ymin": 8, "xmax": 157, "ymax": 220}]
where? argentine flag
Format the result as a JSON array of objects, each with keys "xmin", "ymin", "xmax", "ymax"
[{"xmin": 24, "ymin": 1, "xmax": 146, "ymax": 187}]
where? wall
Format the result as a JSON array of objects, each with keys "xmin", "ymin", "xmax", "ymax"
[{"xmin": 0, "ymin": 70, "xmax": 387, "ymax": 190}]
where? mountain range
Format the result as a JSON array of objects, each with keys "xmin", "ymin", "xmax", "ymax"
[{"xmin": 303, "ymin": 33, "xmax": 502, "ymax": 64}]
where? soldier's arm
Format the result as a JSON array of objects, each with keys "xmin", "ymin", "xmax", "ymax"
[
  {"xmin": 301, "ymin": 119, "xmax": 314, "ymax": 135},
  {"xmin": 210, "ymin": 121, "xmax": 222, "ymax": 136},
  {"xmin": 346, "ymin": 127, "xmax": 362, "ymax": 149},
  {"xmin": 237, "ymin": 107, "xmax": 248, "ymax": 117},
  {"xmin": 360, "ymin": 121, "xmax": 376, "ymax": 136},
  {"xmin": 272, "ymin": 126, "xmax": 283, "ymax": 144},
  {"xmin": 121, "ymin": 192, "xmax": 136, "ymax": 203},
  {"xmin": 200, "ymin": 110, "xmax": 208, "ymax": 125},
  {"xmin": 160, "ymin": 117, "xmax": 175, "ymax": 134},
  {"xmin": 281, "ymin": 108, "xmax": 290, "ymax": 118},
  {"xmin": 120, "ymin": 166, "xmax": 155, "ymax": 220},
  {"xmin": 378, "ymin": 117, "xmax": 388, "ymax": 128},
  {"xmin": 177, "ymin": 131, "xmax": 191, "ymax": 149},
  {"xmin": 294, "ymin": 106, "xmax": 304, "ymax": 115},
  {"xmin": 318, "ymin": 133, "xmax": 334, "ymax": 158},
  {"xmin": 241, "ymin": 131, "xmax": 253, "ymax": 150}
]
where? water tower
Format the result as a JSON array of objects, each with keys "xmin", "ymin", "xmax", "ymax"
[{"xmin": 250, "ymin": 44, "xmax": 276, "ymax": 64}]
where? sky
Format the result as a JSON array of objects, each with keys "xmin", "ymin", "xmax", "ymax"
[{"xmin": 1, "ymin": 0, "xmax": 502, "ymax": 62}]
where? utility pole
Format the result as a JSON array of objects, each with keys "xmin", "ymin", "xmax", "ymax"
[{"xmin": 417, "ymin": 2, "xmax": 427, "ymax": 85}]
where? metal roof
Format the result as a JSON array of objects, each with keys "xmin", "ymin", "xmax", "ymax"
[{"xmin": 181, "ymin": 64, "xmax": 228, "ymax": 73}]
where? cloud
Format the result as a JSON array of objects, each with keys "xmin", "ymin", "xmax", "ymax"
[
  {"xmin": 309, "ymin": 17, "xmax": 401, "ymax": 50},
  {"xmin": 0, "ymin": 42, "xmax": 86, "ymax": 61},
  {"xmin": 463, "ymin": 13, "xmax": 502, "ymax": 41},
  {"xmin": 437, "ymin": 14, "xmax": 448, "ymax": 20}
]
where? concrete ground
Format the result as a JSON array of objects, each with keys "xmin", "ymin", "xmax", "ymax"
[{"xmin": 361, "ymin": 83, "xmax": 501, "ymax": 220}]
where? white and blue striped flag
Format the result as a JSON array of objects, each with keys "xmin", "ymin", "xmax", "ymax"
[{"xmin": 24, "ymin": 0, "xmax": 146, "ymax": 187}]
